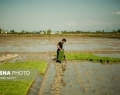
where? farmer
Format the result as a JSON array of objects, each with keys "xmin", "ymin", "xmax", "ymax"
[
  {"xmin": 56, "ymin": 38, "xmax": 67, "ymax": 86},
  {"xmin": 56, "ymin": 38, "xmax": 66, "ymax": 63}
]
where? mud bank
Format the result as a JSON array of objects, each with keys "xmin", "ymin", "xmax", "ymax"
[
  {"xmin": 51, "ymin": 62, "xmax": 66, "ymax": 95},
  {"xmin": 0, "ymin": 54, "xmax": 18, "ymax": 63}
]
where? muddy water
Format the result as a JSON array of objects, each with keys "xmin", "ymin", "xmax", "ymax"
[
  {"xmin": 62, "ymin": 61, "xmax": 120, "ymax": 95},
  {"xmin": 41, "ymin": 61, "xmax": 120, "ymax": 95},
  {"xmin": 0, "ymin": 37, "xmax": 120, "ymax": 52}
]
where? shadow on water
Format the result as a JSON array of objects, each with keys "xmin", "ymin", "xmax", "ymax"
[{"xmin": 27, "ymin": 74, "xmax": 43, "ymax": 95}]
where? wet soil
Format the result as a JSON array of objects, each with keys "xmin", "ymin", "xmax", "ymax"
[
  {"xmin": 0, "ymin": 37, "xmax": 120, "ymax": 53},
  {"xmin": 0, "ymin": 37, "xmax": 120, "ymax": 95},
  {"xmin": 40, "ymin": 60, "xmax": 120, "ymax": 95}
]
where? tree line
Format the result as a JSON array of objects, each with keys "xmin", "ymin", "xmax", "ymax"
[{"xmin": 0, "ymin": 28, "xmax": 120, "ymax": 34}]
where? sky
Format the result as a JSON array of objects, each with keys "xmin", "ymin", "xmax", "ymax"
[{"xmin": 0, "ymin": 0, "xmax": 120, "ymax": 32}]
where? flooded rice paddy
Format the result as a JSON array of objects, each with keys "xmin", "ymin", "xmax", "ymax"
[
  {"xmin": 41, "ymin": 61, "xmax": 120, "ymax": 95},
  {"xmin": 0, "ymin": 37, "xmax": 120, "ymax": 95},
  {"xmin": 0, "ymin": 37, "xmax": 120, "ymax": 53}
]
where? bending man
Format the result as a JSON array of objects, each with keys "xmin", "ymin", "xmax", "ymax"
[{"xmin": 56, "ymin": 38, "xmax": 66, "ymax": 63}]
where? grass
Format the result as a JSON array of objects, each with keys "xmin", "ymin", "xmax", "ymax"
[
  {"xmin": 0, "ymin": 61, "xmax": 47, "ymax": 95},
  {"xmin": 65, "ymin": 53, "xmax": 120, "ymax": 63}
]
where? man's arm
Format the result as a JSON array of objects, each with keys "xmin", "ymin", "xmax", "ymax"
[{"xmin": 57, "ymin": 45, "xmax": 62, "ymax": 50}]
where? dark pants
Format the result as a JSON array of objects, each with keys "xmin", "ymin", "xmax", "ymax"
[{"xmin": 56, "ymin": 50, "xmax": 60, "ymax": 62}]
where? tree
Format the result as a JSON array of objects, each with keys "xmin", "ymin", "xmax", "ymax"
[
  {"xmin": 76, "ymin": 30, "xmax": 82, "ymax": 33},
  {"xmin": 62, "ymin": 30, "xmax": 66, "ymax": 34},
  {"xmin": 0, "ymin": 28, "xmax": 1, "ymax": 34},
  {"xmin": 47, "ymin": 29, "xmax": 51, "ymax": 34},
  {"xmin": 118, "ymin": 29, "xmax": 120, "ymax": 33},
  {"xmin": 10, "ymin": 30, "xmax": 15, "ymax": 33},
  {"xmin": 112, "ymin": 29, "xmax": 116, "ymax": 32},
  {"xmin": 21, "ymin": 30, "xmax": 25, "ymax": 34},
  {"xmin": 56, "ymin": 31, "xmax": 59, "ymax": 34},
  {"xmin": 39, "ymin": 30, "xmax": 42, "ymax": 34}
]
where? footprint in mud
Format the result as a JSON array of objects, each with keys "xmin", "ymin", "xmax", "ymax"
[
  {"xmin": 113, "ymin": 77, "xmax": 117, "ymax": 81},
  {"xmin": 93, "ymin": 90, "xmax": 98, "ymax": 93},
  {"xmin": 77, "ymin": 79, "xmax": 81, "ymax": 83},
  {"xmin": 87, "ymin": 80, "xmax": 91, "ymax": 83},
  {"xmin": 82, "ymin": 82, "xmax": 86, "ymax": 85},
  {"xmin": 98, "ymin": 77, "xmax": 103, "ymax": 81},
  {"xmin": 83, "ymin": 88, "xmax": 88, "ymax": 92},
  {"xmin": 70, "ymin": 84, "xmax": 73, "ymax": 87}
]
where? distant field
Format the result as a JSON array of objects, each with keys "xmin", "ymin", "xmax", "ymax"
[{"xmin": 0, "ymin": 32, "xmax": 120, "ymax": 38}]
